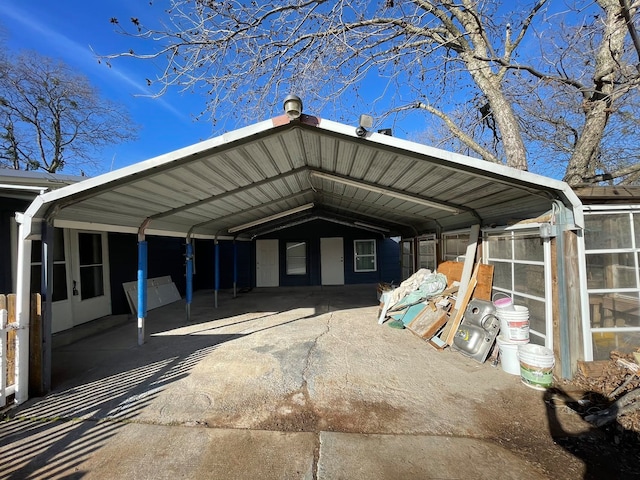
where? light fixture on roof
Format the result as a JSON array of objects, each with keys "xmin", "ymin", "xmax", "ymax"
[
  {"xmin": 283, "ymin": 94, "xmax": 303, "ymax": 120},
  {"xmin": 228, "ymin": 203, "xmax": 314, "ymax": 233},
  {"xmin": 356, "ymin": 114, "xmax": 373, "ymax": 137}
]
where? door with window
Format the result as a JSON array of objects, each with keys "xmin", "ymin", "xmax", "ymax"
[{"xmin": 69, "ymin": 231, "xmax": 111, "ymax": 325}]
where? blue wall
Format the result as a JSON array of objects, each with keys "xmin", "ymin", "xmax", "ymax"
[{"xmin": 258, "ymin": 219, "xmax": 400, "ymax": 287}]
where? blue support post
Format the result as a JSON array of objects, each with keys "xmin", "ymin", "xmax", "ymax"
[
  {"xmin": 214, "ymin": 240, "xmax": 220, "ymax": 308},
  {"xmin": 186, "ymin": 241, "xmax": 193, "ymax": 322},
  {"xmin": 137, "ymin": 240, "xmax": 148, "ymax": 345}
]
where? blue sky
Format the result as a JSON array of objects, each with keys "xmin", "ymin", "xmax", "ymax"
[{"xmin": 0, "ymin": 0, "xmax": 223, "ymax": 173}]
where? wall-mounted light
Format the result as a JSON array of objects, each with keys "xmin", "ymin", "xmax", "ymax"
[
  {"xmin": 283, "ymin": 94, "xmax": 303, "ymax": 120},
  {"xmin": 356, "ymin": 114, "xmax": 373, "ymax": 137}
]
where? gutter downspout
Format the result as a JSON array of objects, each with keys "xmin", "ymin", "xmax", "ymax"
[{"xmin": 137, "ymin": 218, "xmax": 151, "ymax": 346}]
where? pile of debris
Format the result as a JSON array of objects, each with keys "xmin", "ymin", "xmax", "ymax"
[
  {"xmin": 561, "ymin": 350, "xmax": 640, "ymax": 433},
  {"xmin": 377, "ymin": 260, "xmax": 499, "ymax": 359}
]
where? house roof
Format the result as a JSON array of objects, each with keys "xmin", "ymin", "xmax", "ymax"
[
  {"xmin": 573, "ymin": 185, "xmax": 640, "ymax": 204},
  {"xmin": 0, "ymin": 169, "xmax": 84, "ymax": 201},
  {"xmin": 21, "ymin": 112, "xmax": 582, "ymax": 240}
]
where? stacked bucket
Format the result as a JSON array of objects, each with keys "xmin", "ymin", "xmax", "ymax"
[{"xmin": 493, "ymin": 295, "xmax": 555, "ymax": 390}]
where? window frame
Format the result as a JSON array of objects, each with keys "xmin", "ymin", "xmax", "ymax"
[{"xmin": 354, "ymin": 239, "xmax": 377, "ymax": 272}]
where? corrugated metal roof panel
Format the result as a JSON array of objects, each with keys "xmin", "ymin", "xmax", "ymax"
[{"xmin": 24, "ymin": 115, "xmax": 581, "ymax": 240}]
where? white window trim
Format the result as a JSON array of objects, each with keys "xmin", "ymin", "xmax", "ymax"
[{"xmin": 354, "ymin": 239, "xmax": 377, "ymax": 272}]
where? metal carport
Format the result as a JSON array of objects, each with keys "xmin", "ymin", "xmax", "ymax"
[{"xmin": 12, "ymin": 102, "xmax": 587, "ymax": 405}]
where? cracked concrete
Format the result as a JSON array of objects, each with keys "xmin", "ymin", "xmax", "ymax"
[{"xmin": 0, "ymin": 285, "xmax": 579, "ymax": 479}]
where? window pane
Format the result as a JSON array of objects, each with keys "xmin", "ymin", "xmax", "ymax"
[
  {"xmin": 514, "ymin": 236, "xmax": 544, "ymax": 262},
  {"xmin": 586, "ymin": 252, "xmax": 637, "ymax": 289},
  {"xmin": 286, "ymin": 242, "xmax": 306, "ymax": 275},
  {"xmin": 79, "ymin": 233, "xmax": 103, "ymax": 265},
  {"xmin": 356, "ymin": 256, "xmax": 375, "ymax": 271},
  {"xmin": 53, "ymin": 264, "xmax": 68, "ymax": 301},
  {"xmin": 635, "ymin": 213, "xmax": 640, "ymax": 246},
  {"xmin": 490, "ymin": 261, "xmax": 512, "ymax": 290},
  {"xmin": 53, "ymin": 228, "xmax": 65, "ymax": 262},
  {"xmin": 80, "ymin": 266, "xmax": 104, "ymax": 299},
  {"xmin": 356, "ymin": 240, "xmax": 374, "ymax": 255},
  {"xmin": 585, "ymin": 214, "xmax": 632, "ymax": 249},
  {"xmin": 487, "ymin": 236, "xmax": 512, "ymax": 260},
  {"xmin": 514, "ymin": 264, "xmax": 545, "ymax": 297},
  {"xmin": 592, "ymin": 330, "xmax": 640, "ymax": 360}
]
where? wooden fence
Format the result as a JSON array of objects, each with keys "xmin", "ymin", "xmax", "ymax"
[{"xmin": 1, "ymin": 293, "xmax": 41, "ymax": 407}]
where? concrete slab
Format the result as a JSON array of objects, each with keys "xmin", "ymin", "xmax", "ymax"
[
  {"xmin": 2, "ymin": 286, "xmax": 597, "ymax": 479},
  {"xmin": 317, "ymin": 432, "xmax": 548, "ymax": 480}
]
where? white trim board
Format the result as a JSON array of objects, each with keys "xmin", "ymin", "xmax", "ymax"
[{"xmin": 122, "ymin": 276, "xmax": 181, "ymax": 316}]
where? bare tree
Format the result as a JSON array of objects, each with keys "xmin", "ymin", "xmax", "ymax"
[
  {"xmin": 0, "ymin": 50, "xmax": 137, "ymax": 174},
  {"xmin": 105, "ymin": 0, "xmax": 640, "ymax": 185}
]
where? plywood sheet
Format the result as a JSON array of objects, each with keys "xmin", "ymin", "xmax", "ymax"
[{"xmin": 407, "ymin": 306, "xmax": 449, "ymax": 339}]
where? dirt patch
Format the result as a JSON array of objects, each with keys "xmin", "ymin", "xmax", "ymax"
[
  {"xmin": 473, "ymin": 382, "xmax": 640, "ymax": 479},
  {"xmin": 255, "ymin": 387, "xmax": 405, "ymax": 434}
]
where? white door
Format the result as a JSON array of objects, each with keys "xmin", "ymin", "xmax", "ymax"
[
  {"xmin": 256, "ymin": 239, "xmax": 279, "ymax": 287},
  {"xmin": 321, "ymin": 237, "xmax": 344, "ymax": 285},
  {"xmin": 69, "ymin": 231, "xmax": 111, "ymax": 326}
]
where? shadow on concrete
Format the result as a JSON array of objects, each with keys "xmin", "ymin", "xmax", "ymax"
[
  {"xmin": 544, "ymin": 386, "xmax": 640, "ymax": 480},
  {"xmin": 0, "ymin": 285, "xmax": 378, "ymax": 479}
]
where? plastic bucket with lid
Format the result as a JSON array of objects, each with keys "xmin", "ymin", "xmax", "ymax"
[
  {"xmin": 493, "ymin": 293, "xmax": 515, "ymax": 311},
  {"xmin": 495, "ymin": 334, "xmax": 522, "ymax": 375},
  {"xmin": 497, "ymin": 306, "xmax": 530, "ymax": 343},
  {"xmin": 518, "ymin": 344, "xmax": 555, "ymax": 390}
]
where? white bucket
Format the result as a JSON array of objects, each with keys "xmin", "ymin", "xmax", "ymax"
[
  {"xmin": 518, "ymin": 344, "xmax": 555, "ymax": 390},
  {"xmin": 497, "ymin": 306, "xmax": 530, "ymax": 343},
  {"xmin": 496, "ymin": 335, "xmax": 521, "ymax": 375}
]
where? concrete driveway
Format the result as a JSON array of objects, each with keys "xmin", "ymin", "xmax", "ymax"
[{"xmin": 1, "ymin": 286, "xmax": 587, "ymax": 479}]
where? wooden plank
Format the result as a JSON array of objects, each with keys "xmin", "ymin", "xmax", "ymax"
[
  {"xmin": 407, "ymin": 305, "xmax": 449, "ymax": 339},
  {"xmin": 445, "ymin": 264, "xmax": 479, "ymax": 346},
  {"xmin": 29, "ymin": 294, "xmax": 43, "ymax": 396},
  {"xmin": 455, "ymin": 224, "xmax": 480, "ymax": 309},
  {"xmin": 436, "ymin": 261, "xmax": 464, "ymax": 287},
  {"xmin": 473, "ymin": 264, "xmax": 494, "ymax": 301},
  {"xmin": 577, "ymin": 360, "xmax": 610, "ymax": 378}
]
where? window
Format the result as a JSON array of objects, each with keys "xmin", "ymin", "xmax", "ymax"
[
  {"xmin": 418, "ymin": 235, "xmax": 437, "ymax": 271},
  {"xmin": 78, "ymin": 232, "xmax": 104, "ymax": 299},
  {"xmin": 442, "ymin": 231, "xmax": 470, "ymax": 262},
  {"xmin": 286, "ymin": 241, "xmax": 306, "ymax": 275},
  {"xmin": 484, "ymin": 228, "xmax": 549, "ymax": 347},
  {"xmin": 354, "ymin": 239, "xmax": 376, "ymax": 272},
  {"xmin": 584, "ymin": 209, "xmax": 640, "ymax": 360},
  {"xmin": 30, "ymin": 227, "xmax": 68, "ymax": 302},
  {"xmin": 401, "ymin": 239, "xmax": 414, "ymax": 280}
]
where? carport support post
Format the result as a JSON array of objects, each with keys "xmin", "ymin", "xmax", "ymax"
[
  {"xmin": 14, "ymin": 217, "xmax": 32, "ymax": 405},
  {"xmin": 185, "ymin": 240, "xmax": 193, "ymax": 322},
  {"xmin": 214, "ymin": 239, "xmax": 220, "ymax": 308},
  {"xmin": 137, "ymin": 219, "xmax": 151, "ymax": 346},
  {"xmin": 233, "ymin": 240, "xmax": 237, "ymax": 298}
]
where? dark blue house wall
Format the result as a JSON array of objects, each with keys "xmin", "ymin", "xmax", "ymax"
[
  {"xmin": 108, "ymin": 233, "xmax": 187, "ymax": 315},
  {"xmin": 0, "ymin": 197, "xmax": 30, "ymax": 294},
  {"xmin": 258, "ymin": 219, "xmax": 401, "ymax": 287},
  {"xmin": 193, "ymin": 239, "xmax": 252, "ymax": 291}
]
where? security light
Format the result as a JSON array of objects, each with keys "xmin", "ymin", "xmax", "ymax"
[
  {"xmin": 356, "ymin": 114, "xmax": 374, "ymax": 137},
  {"xmin": 283, "ymin": 95, "xmax": 303, "ymax": 120}
]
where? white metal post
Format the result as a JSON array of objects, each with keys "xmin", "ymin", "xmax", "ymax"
[{"xmin": 14, "ymin": 220, "xmax": 32, "ymax": 405}]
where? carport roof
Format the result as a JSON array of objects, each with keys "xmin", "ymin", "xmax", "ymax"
[{"xmin": 22, "ymin": 112, "xmax": 581, "ymax": 240}]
